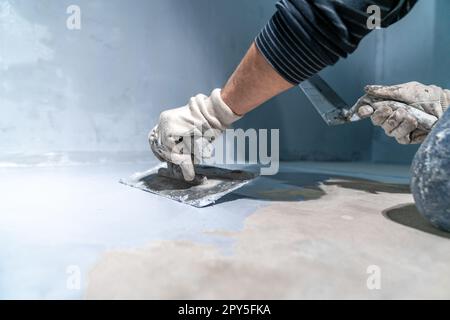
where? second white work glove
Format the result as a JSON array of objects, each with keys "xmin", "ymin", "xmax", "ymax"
[
  {"xmin": 148, "ymin": 89, "xmax": 241, "ymax": 181},
  {"xmin": 355, "ymin": 82, "xmax": 450, "ymax": 144}
]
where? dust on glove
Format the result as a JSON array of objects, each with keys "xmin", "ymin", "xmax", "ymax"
[{"xmin": 354, "ymin": 82, "xmax": 448, "ymax": 144}]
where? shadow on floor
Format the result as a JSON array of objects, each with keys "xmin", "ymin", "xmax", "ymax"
[
  {"xmin": 216, "ymin": 171, "xmax": 410, "ymax": 205},
  {"xmin": 323, "ymin": 179, "xmax": 411, "ymax": 194},
  {"xmin": 215, "ymin": 172, "xmax": 329, "ymax": 205},
  {"xmin": 383, "ymin": 203, "xmax": 450, "ymax": 239}
]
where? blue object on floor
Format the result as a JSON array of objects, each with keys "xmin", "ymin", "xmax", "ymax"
[{"xmin": 411, "ymin": 108, "xmax": 450, "ymax": 232}]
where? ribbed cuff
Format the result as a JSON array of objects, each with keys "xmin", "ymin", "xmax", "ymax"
[
  {"xmin": 255, "ymin": 0, "xmax": 418, "ymax": 86},
  {"xmin": 255, "ymin": 6, "xmax": 339, "ymax": 85},
  {"xmin": 255, "ymin": 11, "xmax": 323, "ymax": 85}
]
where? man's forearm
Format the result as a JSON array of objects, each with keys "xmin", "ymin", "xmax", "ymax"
[{"xmin": 221, "ymin": 42, "xmax": 293, "ymax": 116}]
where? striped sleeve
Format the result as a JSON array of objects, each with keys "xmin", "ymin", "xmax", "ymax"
[{"xmin": 255, "ymin": 0, "xmax": 418, "ymax": 84}]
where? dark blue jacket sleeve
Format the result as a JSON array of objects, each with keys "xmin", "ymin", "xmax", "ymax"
[{"xmin": 255, "ymin": 0, "xmax": 418, "ymax": 84}]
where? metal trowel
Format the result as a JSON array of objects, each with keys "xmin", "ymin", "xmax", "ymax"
[{"xmin": 120, "ymin": 162, "xmax": 257, "ymax": 208}]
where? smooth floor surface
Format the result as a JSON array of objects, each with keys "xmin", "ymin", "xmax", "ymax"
[{"xmin": 1, "ymin": 158, "xmax": 449, "ymax": 299}]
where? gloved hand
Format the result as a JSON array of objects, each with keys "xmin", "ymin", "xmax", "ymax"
[
  {"xmin": 148, "ymin": 89, "xmax": 241, "ymax": 181},
  {"xmin": 355, "ymin": 82, "xmax": 449, "ymax": 144}
]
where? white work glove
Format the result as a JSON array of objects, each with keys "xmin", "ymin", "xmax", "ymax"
[
  {"xmin": 148, "ymin": 89, "xmax": 241, "ymax": 181},
  {"xmin": 355, "ymin": 82, "xmax": 450, "ymax": 144}
]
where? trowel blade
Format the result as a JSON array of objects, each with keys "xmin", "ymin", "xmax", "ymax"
[
  {"xmin": 299, "ymin": 74, "xmax": 361, "ymax": 126},
  {"xmin": 120, "ymin": 164, "xmax": 257, "ymax": 208}
]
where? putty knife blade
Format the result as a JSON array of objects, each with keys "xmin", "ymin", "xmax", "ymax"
[
  {"xmin": 299, "ymin": 74, "xmax": 361, "ymax": 126},
  {"xmin": 120, "ymin": 164, "xmax": 257, "ymax": 208}
]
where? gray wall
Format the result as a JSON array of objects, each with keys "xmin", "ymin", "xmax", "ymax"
[
  {"xmin": 0, "ymin": 0, "xmax": 447, "ymax": 164},
  {"xmin": 0, "ymin": 0, "xmax": 273, "ymax": 153}
]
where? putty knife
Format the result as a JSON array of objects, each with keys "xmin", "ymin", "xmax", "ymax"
[
  {"xmin": 120, "ymin": 164, "xmax": 257, "ymax": 208},
  {"xmin": 299, "ymin": 75, "xmax": 438, "ymax": 130},
  {"xmin": 299, "ymin": 74, "xmax": 361, "ymax": 125}
]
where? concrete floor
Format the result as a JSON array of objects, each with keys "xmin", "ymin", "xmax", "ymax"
[{"xmin": 1, "ymin": 155, "xmax": 449, "ymax": 299}]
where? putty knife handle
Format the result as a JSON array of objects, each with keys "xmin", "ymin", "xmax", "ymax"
[
  {"xmin": 350, "ymin": 96, "xmax": 439, "ymax": 131},
  {"xmin": 372, "ymin": 101, "xmax": 438, "ymax": 131}
]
